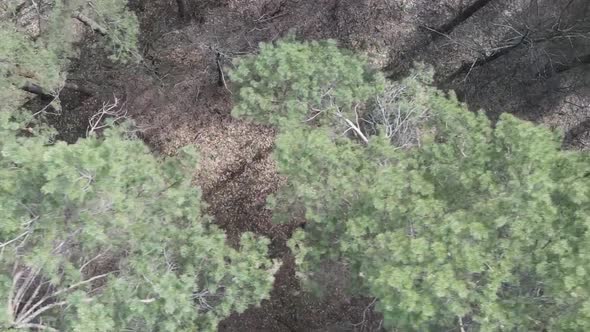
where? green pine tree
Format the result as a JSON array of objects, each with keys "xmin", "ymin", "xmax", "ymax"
[
  {"xmin": 232, "ymin": 40, "xmax": 590, "ymax": 331},
  {"xmin": 0, "ymin": 0, "xmax": 139, "ymax": 111},
  {"xmin": 230, "ymin": 38, "xmax": 385, "ymax": 130},
  {"xmin": 0, "ymin": 113, "xmax": 278, "ymax": 331}
]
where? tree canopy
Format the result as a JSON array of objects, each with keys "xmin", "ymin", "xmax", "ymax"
[
  {"xmin": 0, "ymin": 4, "xmax": 282, "ymax": 331},
  {"xmin": 0, "ymin": 114, "xmax": 277, "ymax": 331},
  {"xmin": 230, "ymin": 38, "xmax": 385, "ymax": 130},
  {"xmin": 232, "ymin": 39, "xmax": 590, "ymax": 331},
  {"xmin": 0, "ymin": 0, "xmax": 139, "ymax": 110}
]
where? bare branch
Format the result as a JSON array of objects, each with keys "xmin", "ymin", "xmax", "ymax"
[
  {"xmin": 87, "ymin": 97, "xmax": 128, "ymax": 136},
  {"xmin": 16, "ymin": 300, "xmax": 68, "ymax": 325},
  {"xmin": 340, "ymin": 116, "xmax": 369, "ymax": 144},
  {"xmin": 15, "ymin": 272, "xmax": 111, "ymax": 324},
  {"xmin": 0, "ymin": 230, "xmax": 31, "ymax": 249},
  {"xmin": 7, "ymin": 270, "xmax": 23, "ymax": 319},
  {"xmin": 80, "ymin": 250, "xmax": 110, "ymax": 273},
  {"xmin": 12, "ymin": 267, "xmax": 41, "ymax": 315},
  {"xmin": 73, "ymin": 11, "xmax": 107, "ymax": 36},
  {"xmin": 216, "ymin": 51, "xmax": 232, "ymax": 94},
  {"xmin": 365, "ymin": 83, "xmax": 429, "ymax": 149}
]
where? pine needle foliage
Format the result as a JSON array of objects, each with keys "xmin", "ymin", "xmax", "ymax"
[
  {"xmin": 0, "ymin": 114, "xmax": 277, "ymax": 331},
  {"xmin": 230, "ymin": 38, "xmax": 385, "ymax": 127},
  {"xmin": 232, "ymin": 40, "xmax": 590, "ymax": 331},
  {"xmin": 0, "ymin": 0, "xmax": 139, "ymax": 109}
]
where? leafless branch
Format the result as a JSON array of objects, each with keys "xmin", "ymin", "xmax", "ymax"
[
  {"xmin": 32, "ymin": 86, "xmax": 63, "ymax": 117},
  {"xmin": 87, "ymin": 96, "xmax": 128, "ymax": 136},
  {"xmin": 0, "ymin": 230, "xmax": 31, "ymax": 250},
  {"xmin": 365, "ymin": 84, "xmax": 429, "ymax": 149},
  {"xmin": 11, "ymin": 271, "xmax": 111, "ymax": 327},
  {"xmin": 216, "ymin": 52, "xmax": 232, "ymax": 94},
  {"xmin": 73, "ymin": 11, "xmax": 107, "ymax": 36},
  {"xmin": 332, "ymin": 104, "xmax": 369, "ymax": 144},
  {"xmin": 352, "ymin": 297, "xmax": 378, "ymax": 331},
  {"xmin": 80, "ymin": 250, "xmax": 110, "ymax": 273}
]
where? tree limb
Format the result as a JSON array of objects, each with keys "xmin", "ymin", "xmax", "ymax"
[
  {"xmin": 176, "ymin": 0, "xmax": 187, "ymax": 19},
  {"xmin": 431, "ymin": 0, "xmax": 496, "ymax": 37},
  {"xmin": 341, "ymin": 116, "xmax": 369, "ymax": 144},
  {"xmin": 15, "ymin": 272, "xmax": 111, "ymax": 324},
  {"xmin": 21, "ymin": 81, "xmax": 94, "ymax": 99},
  {"xmin": 73, "ymin": 12, "xmax": 107, "ymax": 36},
  {"xmin": 21, "ymin": 82, "xmax": 53, "ymax": 98}
]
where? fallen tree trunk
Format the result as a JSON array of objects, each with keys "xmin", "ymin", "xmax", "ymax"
[
  {"xmin": 176, "ymin": 0, "xmax": 187, "ymax": 19},
  {"xmin": 21, "ymin": 82, "xmax": 53, "ymax": 98},
  {"xmin": 554, "ymin": 53, "xmax": 590, "ymax": 74},
  {"xmin": 387, "ymin": 0, "xmax": 497, "ymax": 79},
  {"xmin": 430, "ymin": 0, "xmax": 496, "ymax": 37},
  {"xmin": 73, "ymin": 12, "xmax": 107, "ymax": 36},
  {"xmin": 21, "ymin": 81, "xmax": 94, "ymax": 98}
]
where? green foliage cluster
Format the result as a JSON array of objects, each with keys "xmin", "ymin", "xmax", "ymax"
[
  {"xmin": 0, "ymin": 26, "xmax": 62, "ymax": 91},
  {"xmin": 230, "ymin": 38, "xmax": 384, "ymax": 127},
  {"xmin": 232, "ymin": 40, "xmax": 590, "ymax": 331},
  {"xmin": 84, "ymin": 0, "xmax": 139, "ymax": 62},
  {"xmin": 0, "ymin": 0, "xmax": 139, "ymax": 110},
  {"xmin": 0, "ymin": 114, "xmax": 277, "ymax": 331}
]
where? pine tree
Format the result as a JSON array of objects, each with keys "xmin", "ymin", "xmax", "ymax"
[
  {"xmin": 0, "ymin": 0, "xmax": 139, "ymax": 110},
  {"xmin": 232, "ymin": 40, "xmax": 590, "ymax": 331},
  {"xmin": 230, "ymin": 38, "xmax": 385, "ymax": 132},
  {"xmin": 0, "ymin": 113, "xmax": 277, "ymax": 331}
]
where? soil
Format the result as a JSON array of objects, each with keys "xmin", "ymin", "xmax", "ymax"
[{"xmin": 34, "ymin": 0, "xmax": 590, "ymax": 330}]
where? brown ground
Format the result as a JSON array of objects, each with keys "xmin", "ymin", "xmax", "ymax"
[{"xmin": 40, "ymin": 0, "xmax": 589, "ymax": 331}]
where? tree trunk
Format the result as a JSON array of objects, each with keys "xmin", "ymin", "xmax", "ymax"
[
  {"xmin": 176, "ymin": 0, "xmax": 187, "ymax": 19},
  {"xmin": 554, "ymin": 53, "xmax": 590, "ymax": 74},
  {"xmin": 431, "ymin": 0, "xmax": 496, "ymax": 37},
  {"xmin": 21, "ymin": 82, "xmax": 53, "ymax": 98},
  {"xmin": 445, "ymin": 35, "xmax": 528, "ymax": 83},
  {"xmin": 73, "ymin": 12, "xmax": 107, "ymax": 36},
  {"xmin": 21, "ymin": 81, "xmax": 94, "ymax": 98}
]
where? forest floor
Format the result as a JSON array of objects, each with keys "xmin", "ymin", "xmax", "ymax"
[{"xmin": 48, "ymin": 0, "xmax": 590, "ymax": 331}]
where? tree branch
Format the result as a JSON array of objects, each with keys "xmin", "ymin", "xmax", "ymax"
[
  {"xmin": 21, "ymin": 81, "xmax": 94, "ymax": 106},
  {"xmin": 431, "ymin": 0, "xmax": 496, "ymax": 37},
  {"xmin": 341, "ymin": 116, "xmax": 369, "ymax": 144},
  {"xmin": 21, "ymin": 82, "xmax": 53, "ymax": 98},
  {"xmin": 73, "ymin": 12, "xmax": 107, "ymax": 36},
  {"xmin": 176, "ymin": 0, "xmax": 187, "ymax": 19},
  {"xmin": 15, "ymin": 272, "xmax": 111, "ymax": 324}
]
